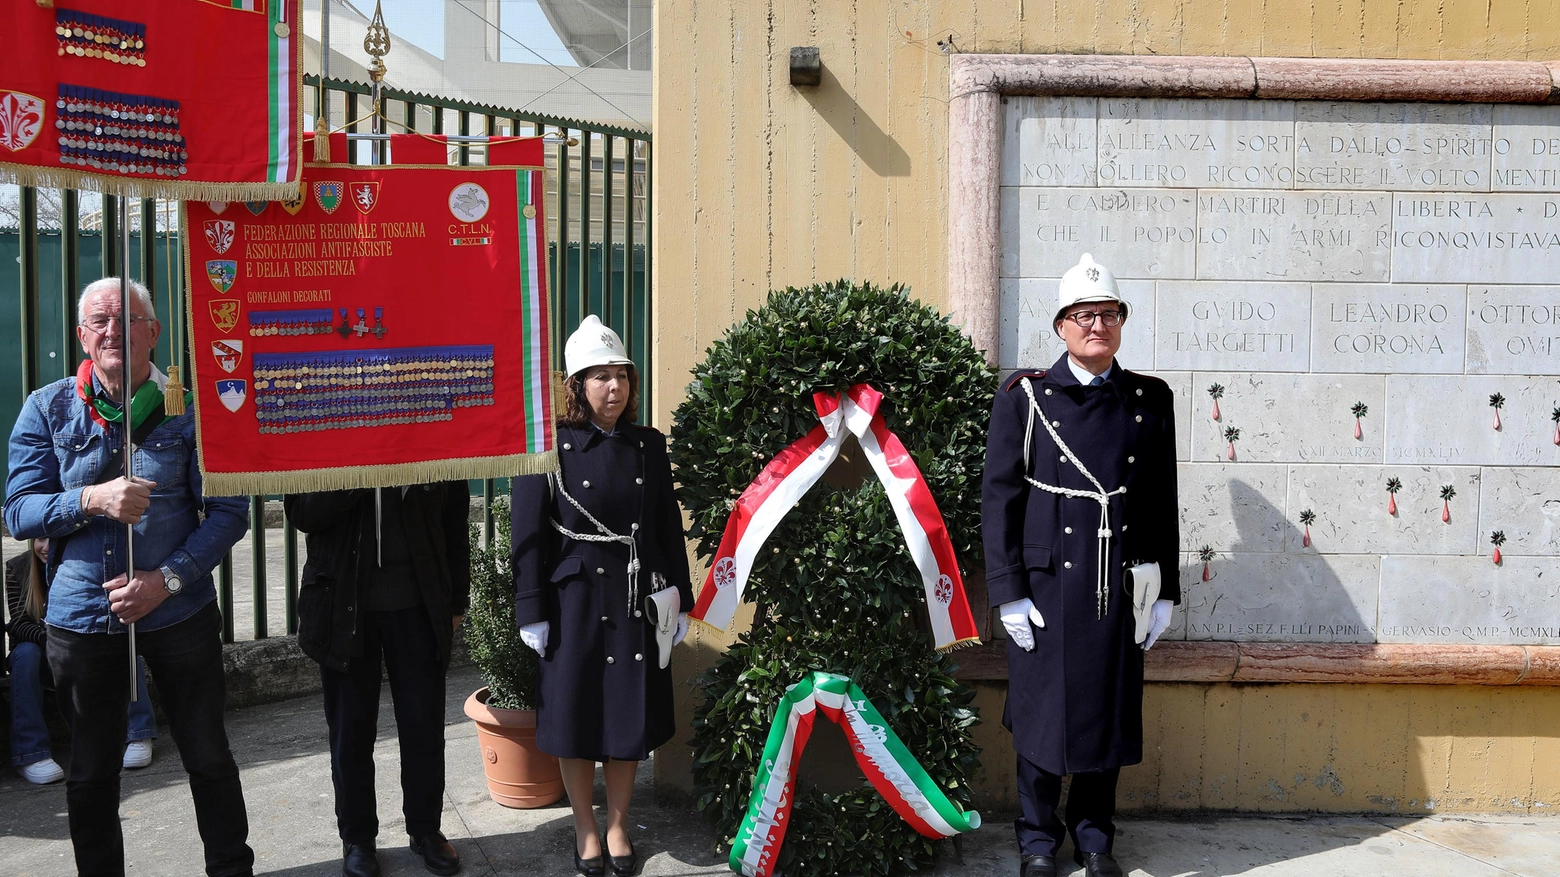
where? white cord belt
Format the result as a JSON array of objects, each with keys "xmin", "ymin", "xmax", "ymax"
[
  {"xmin": 1020, "ymin": 378, "xmax": 1126, "ymax": 619},
  {"xmin": 548, "ymin": 471, "xmax": 641, "ymax": 617}
]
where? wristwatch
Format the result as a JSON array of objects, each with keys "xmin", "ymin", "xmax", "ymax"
[{"xmin": 159, "ymin": 564, "xmax": 183, "ymax": 596}]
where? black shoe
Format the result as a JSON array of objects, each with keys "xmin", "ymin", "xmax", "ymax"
[
  {"xmin": 342, "ymin": 842, "xmax": 381, "ymax": 877},
  {"xmin": 1019, "ymin": 854, "xmax": 1057, "ymax": 877},
  {"xmin": 605, "ymin": 836, "xmax": 638, "ymax": 877},
  {"xmin": 573, "ymin": 848, "xmax": 605, "ymax": 877},
  {"xmin": 409, "ymin": 832, "xmax": 461, "ymax": 876},
  {"xmin": 1073, "ymin": 851, "xmax": 1123, "ymax": 877}
]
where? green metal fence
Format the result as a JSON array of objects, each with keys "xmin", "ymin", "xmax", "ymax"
[{"xmin": 3, "ymin": 77, "xmax": 651, "ymax": 642}]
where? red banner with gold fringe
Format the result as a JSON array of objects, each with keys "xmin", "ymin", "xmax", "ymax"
[
  {"xmin": 183, "ymin": 157, "xmax": 557, "ymax": 495},
  {"xmin": 0, "ymin": 0, "xmax": 302, "ymax": 200}
]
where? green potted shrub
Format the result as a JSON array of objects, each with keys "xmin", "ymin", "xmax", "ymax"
[{"xmin": 462, "ymin": 498, "xmax": 564, "ymax": 808}]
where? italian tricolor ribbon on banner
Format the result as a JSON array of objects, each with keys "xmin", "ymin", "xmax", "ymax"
[
  {"xmin": 730, "ymin": 672, "xmax": 981, "ymax": 877},
  {"xmin": 690, "ymin": 384, "xmax": 980, "ymax": 652}
]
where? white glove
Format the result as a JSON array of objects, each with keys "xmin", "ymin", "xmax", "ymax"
[
  {"xmin": 673, "ymin": 613, "xmax": 690, "ymax": 646},
  {"xmin": 519, "ymin": 620, "xmax": 549, "ymax": 655},
  {"xmin": 1142, "ymin": 600, "xmax": 1174, "ymax": 650},
  {"xmin": 999, "ymin": 598, "xmax": 1046, "ymax": 652}
]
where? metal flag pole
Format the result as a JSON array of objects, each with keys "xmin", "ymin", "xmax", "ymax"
[{"xmin": 118, "ymin": 196, "xmax": 138, "ymax": 701}]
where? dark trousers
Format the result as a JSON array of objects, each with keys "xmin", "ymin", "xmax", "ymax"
[
  {"xmin": 1015, "ymin": 753, "xmax": 1120, "ymax": 858},
  {"xmin": 47, "ymin": 602, "xmax": 253, "ymax": 877},
  {"xmin": 321, "ymin": 606, "xmax": 448, "ymax": 844}
]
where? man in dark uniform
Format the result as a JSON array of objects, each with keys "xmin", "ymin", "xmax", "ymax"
[{"xmin": 982, "ymin": 253, "xmax": 1180, "ymax": 877}]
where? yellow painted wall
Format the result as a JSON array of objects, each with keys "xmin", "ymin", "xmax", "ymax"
[
  {"xmin": 651, "ymin": 0, "xmax": 1560, "ymax": 813},
  {"xmin": 968, "ymin": 683, "xmax": 1560, "ymax": 813}
]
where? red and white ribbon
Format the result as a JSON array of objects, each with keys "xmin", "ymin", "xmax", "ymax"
[{"xmin": 691, "ymin": 384, "xmax": 980, "ymax": 652}]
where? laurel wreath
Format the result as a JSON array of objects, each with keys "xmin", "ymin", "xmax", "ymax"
[{"xmin": 670, "ymin": 281, "xmax": 994, "ymax": 876}]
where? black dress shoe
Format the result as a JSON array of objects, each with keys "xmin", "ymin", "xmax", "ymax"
[
  {"xmin": 1019, "ymin": 853, "xmax": 1057, "ymax": 877},
  {"xmin": 409, "ymin": 832, "xmax": 461, "ymax": 876},
  {"xmin": 573, "ymin": 848, "xmax": 605, "ymax": 877},
  {"xmin": 606, "ymin": 836, "xmax": 638, "ymax": 877},
  {"xmin": 1074, "ymin": 851, "xmax": 1123, "ymax": 877},
  {"xmin": 342, "ymin": 842, "xmax": 381, "ymax": 877}
]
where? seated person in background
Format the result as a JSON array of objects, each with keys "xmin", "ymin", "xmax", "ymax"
[{"xmin": 7, "ymin": 538, "xmax": 159, "ymax": 784}]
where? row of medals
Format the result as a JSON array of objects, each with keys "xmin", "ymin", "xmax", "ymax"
[
  {"xmin": 250, "ymin": 322, "xmax": 335, "ymax": 337},
  {"xmin": 252, "ymin": 357, "xmax": 496, "ymax": 385},
  {"xmin": 56, "ymin": 24, "xmax": 147, "ymax": 66}
]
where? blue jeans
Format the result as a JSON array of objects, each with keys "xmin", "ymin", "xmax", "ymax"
[
  {"xmin": 9, "ymin": 643, "xmax": 156, "ymax": 767},
  {"xmin": 47, "ymin": 602, "xmax": 252, "ymax": 877}
]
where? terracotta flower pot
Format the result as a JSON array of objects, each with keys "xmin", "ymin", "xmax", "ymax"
[{"xmin": 463, "ymin": 688, "xmax": 564, "ymax": 809}]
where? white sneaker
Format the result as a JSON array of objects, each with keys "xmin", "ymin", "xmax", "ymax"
[
  {"xmin": 19, "ymin": 758, "xmax": 65, "ymax": 784},
  {"xmin": 122, "ymin": 740, "xmax": 153, "ymax": 770}
]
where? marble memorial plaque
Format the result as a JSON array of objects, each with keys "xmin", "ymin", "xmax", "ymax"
[
  {"xmin": 1285, "ymin": 465, "xmax": 1481, "ymax": 555},
  {"xmin": 1379, "ymin": 556, "xmax": 1560, "ymax": 645},
  {"xmin": 1097, "ymin": 98, "xmax": 1296, "ymax": 190},
  {"xmin": 999, "ymin": 187, "xmax": 1197, "ymax": 279},
  {"xmin": 1310, "ymin": 285, "xmax": 1466, "ymax": 374},
  {"xmin": 1295, "ymin": 101, "xmax": 1493, "ymax": 192},
  {"xmin": 1390, "ymin": 193, "xmax": 1560, "ymax": 284},
  {"xmin": 1466, "ymin": 286, "xmax": 1560, "ymax": 375},
  {"xmin": 1178, "ymin": 463, "xmax": 1289, "ymax": 553},
  {"xmin": 1194, "ymin": 190, "xmax": 1392, "ymax": 281},
  {"xmin": 1384, "ymin": 375, "xmax": 1560, "ymax": 466},
  {"xmin": 1155, "ymin": 281, "xmax": 1310, "ymax": 372},
  {"xmin": 1490, "ymin": 104, "xmax": 1560, "ymax": 193},
  {"xmin": 1001, "ymin": 96, "xmax": 1098, "ymax": 188},
  {"xmin": 993, "ymin": 95, "xmax": 1560, "ymax": 646},
  {"xmin": 1181, "ymin": 552, "xmax": 1379, "ymax": 643},
  {"xmin": 1476, "ymin": 467, "xmax": 1560, "ymax": 556},
  {"xmin": 1187, "ymin": 373, "xmax": 1386, "ymax": 465}
]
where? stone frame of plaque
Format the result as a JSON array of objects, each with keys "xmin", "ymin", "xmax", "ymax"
[{"xmin": 948, "ymin": 54, "xmax": 1560, "ymax": 680}]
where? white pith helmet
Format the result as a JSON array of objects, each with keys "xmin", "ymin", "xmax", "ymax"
[
  {"xmin": 1054, "ymin": 253, "xmax": 1127, "ymax": 322},
  {"xmin": 564, "ymin": 315, "xmax": 634, "ymax": 378}
]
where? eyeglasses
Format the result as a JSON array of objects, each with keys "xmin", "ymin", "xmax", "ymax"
[
  {"xmin": 81, "ymin": 314, "xmax": 156, "ymax": 333},
  {"xmin": 1063, "ymin": 309, "xmax": 1125, "ymax": 329}
]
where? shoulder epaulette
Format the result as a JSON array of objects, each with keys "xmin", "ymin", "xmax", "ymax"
[{"xmin": 1003, "ymin": 370, "xmax": 1044, "ymax": 392}]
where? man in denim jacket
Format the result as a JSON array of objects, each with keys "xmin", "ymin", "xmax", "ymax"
[{"xmin": 5, "ymin": 277, "xmax": 254, "ymax": 877}]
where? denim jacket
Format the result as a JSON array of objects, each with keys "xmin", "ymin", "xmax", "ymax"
[{"xmin": 3, "ymin": 371, "xmax": 249, "ymax": 634}]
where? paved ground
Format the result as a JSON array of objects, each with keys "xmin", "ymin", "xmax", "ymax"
[{"xmin": 2, "ymin": 664, "xmax": 1557, "ymax": 877}]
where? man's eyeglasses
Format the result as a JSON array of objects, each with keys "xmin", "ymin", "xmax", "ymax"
[
  {"xmin": 1063, "ymin": 309, "xmax": 1125, "ymax": 329},
  {"xmin": 81, "ymin": 314, "xmax": 156, "ymax": 333}
]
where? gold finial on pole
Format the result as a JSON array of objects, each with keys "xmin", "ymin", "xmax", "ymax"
[{"xmin": 364, "ymin": 0, "xmax": 391, "ymax": 84}]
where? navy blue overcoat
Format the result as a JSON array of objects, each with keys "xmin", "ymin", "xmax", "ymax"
[
  {"xmin": 981, "ymin": 354, "xmax": 1181, "ymax": 775},
  {"xmin": 511, "ymin": 422, "xmax": 693, "ymax": 762}
]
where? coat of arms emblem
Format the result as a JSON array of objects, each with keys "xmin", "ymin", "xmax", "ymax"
[
  {"xmin": 244, "ymin": 201, "xmax": 269, "ymax": 216},
  {"xmin": 204, "ymin": 220, "xmax": 235, "ymax": 255},
  {"xmin": 206, "ymin": 201, "xmax": 229, "ymax": 215},
  {"xmin": 0, "ymin": 91, "xmax": 45, "ymax": 152},
  {"xmin": 205, "ymin": 260, "xmax": 237, "ymax": 294},
  {"xmin": 216, "ymin": 380, "xmax": 248, "ymax": 413},
  {"xmin": 208, "ymin": 300, "xmax": 241, "ymax": 334},
  {"xmin": 313, "ymin": 181, "xmax": 345, "ymax": 214},
  {"xmin": 280, "ymin": 192, "xmax": 305, "ymax": 215},
  {"xmin": 212, "ymin": 339, "xmax": 244, "ymax": 374},
  {"xmin": 448, "ymin": 183, "xmax": 490, "ymax": 222},
  {"xmin": 349, "ymin": 181, "xmax": 380, "ymax": 215}
]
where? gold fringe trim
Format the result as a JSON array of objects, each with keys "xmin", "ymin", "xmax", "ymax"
[
  {"xmin": 0, "ymin": 165, "xmax": 299, "ymax": 203},
  {"xmin": 688, "ymin": 614, "xmax": 730, "ymax": 636},
  {"xmin": 200, "ymin": 450, "xmax": 558, "ymax": 498},
  {"xmin": 935, "ymin": 635, "xmax": 983, "ymax": 654}
]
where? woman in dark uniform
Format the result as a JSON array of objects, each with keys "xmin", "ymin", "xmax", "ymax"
[{"xmin": 511, "ymin": 316, "xmax": 692, "ymax": 877}]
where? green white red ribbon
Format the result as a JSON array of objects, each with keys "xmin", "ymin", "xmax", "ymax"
[
  {"xmin": 690, "ymin": 384, "xmax": 980, "ymax": 652},
  {"xmin": 730, "ymin": 671, "xmax": 981, "ymax": 877}
]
